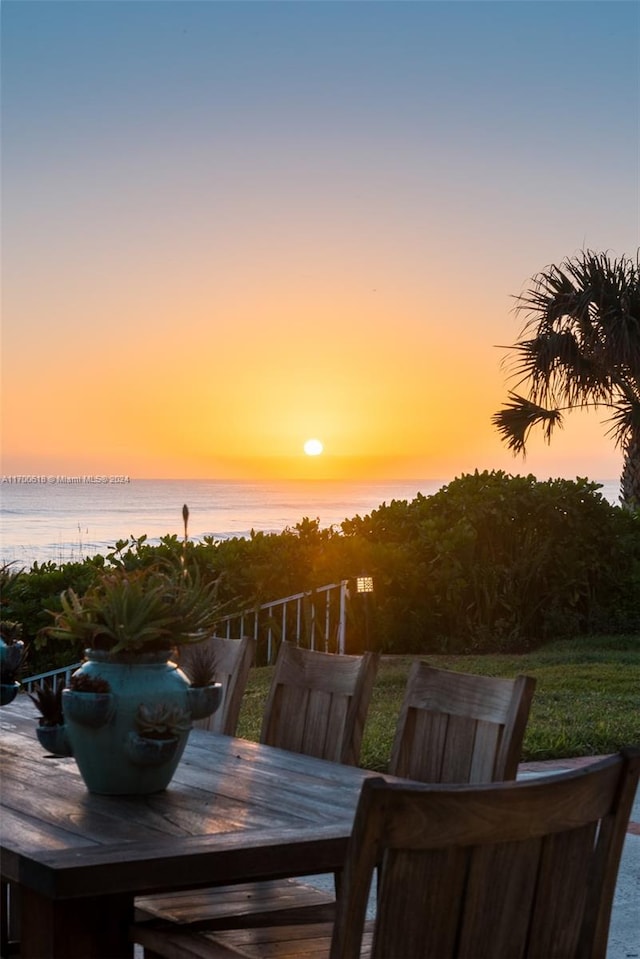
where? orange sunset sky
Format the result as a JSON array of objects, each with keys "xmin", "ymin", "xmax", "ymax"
[{"xmin": 2, "ymin": 2, "xmax": 637, "ymax": 486}]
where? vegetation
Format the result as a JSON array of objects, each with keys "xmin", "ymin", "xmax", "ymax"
[
  {"xmin": 178, "ymin": 643, "xmax": 218, "ymax": 687},
  {"xmin": 28, "ymin": 680, "xmax": 65, "ymax": 726},
  {"xmin": 1, "ymin": 560, "xmax": 97, "ymax": 671},
  {"xmin": 493, "ymin": 250, "xmax": 640, "ymax": 508},
  {"xmin": 2, "ymin": 473, "xmax": 638, "ymax": 675},
  {"xmin": 0, "ymin": 621, "xmax": 23, "ymax": 645},
  {"xmin": 67, "ymin": 673, "xmax": 111, "ymax": 694},
  {"xmin": 343, "ymin": 471, "xmax": 640, "ymax": 654},
  {"xmin": 135, "ymin": 703, "xmax": 192, "ymax": 740},
  {"xmin": 46, "ymin": 561, "xmax": 223, "ymax": 654},
  {"xmin": 235, "ymin": 635, "xmax": 640, "ymax": 768}
]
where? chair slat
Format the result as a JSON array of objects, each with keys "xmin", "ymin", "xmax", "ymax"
[
  {"xmin": 468, "ymin": 719, "xmax": 501, "ymax": 782},
  {"xmin": 396, "ymin": 709, "xmax": 448, "ymax": 781},
  {"xmin": 373, "ymin": 848, "xmax": 466, "ymax": 958},
  {"xmin": 527, "ymin": 825, "xmax": 597, "ymax": 958},
  {"xmin": 135, "ymin": 880, "xmax": 336, "ymax": 929},
  {"xmin": 439, "ymin": 713, "xmax": 478, "ymax": 782},
  {"xmin": 458, "ymin": 840, "xmax": 540, "ymax": 959}
]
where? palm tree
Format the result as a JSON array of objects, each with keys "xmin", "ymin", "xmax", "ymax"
[{"xmin": 493, "ymin": 250, "xmax": 640, "ymax": 508}]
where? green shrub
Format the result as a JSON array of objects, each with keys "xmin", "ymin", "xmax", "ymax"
[
  {"xmin": 1, "ymin": 561, "xmax": 97, "ymax": 672},
  {"xmin": 342, "ymin": 471, "xmax": 640, "ymax": 653}
]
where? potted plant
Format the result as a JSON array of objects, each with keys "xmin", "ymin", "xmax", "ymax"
[
  {"xmin": 62, "ymin": 672, "xmax": 114, "ymax": 728},
  {"xmin": 178, "ymin": 642, "xmax": 221, "ymax": 720},
  {"xmin": 47, "ymin": 554, "xmax": 223, "ymax": 794},
  {"xmin": 126, "ymin": 702, "xmax": 192, "ymax": 766},
  {"xmin": 28, "ymin": 680, "xmax": 73, "ymax": 756},
  {"xmin": 0, "ymin": 621, "xmax": 27, "ymax": 706}
]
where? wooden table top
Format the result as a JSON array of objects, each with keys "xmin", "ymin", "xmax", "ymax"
[{"xmin": 1, "ymin": 695, "xmax": 382, "ymax": 902}]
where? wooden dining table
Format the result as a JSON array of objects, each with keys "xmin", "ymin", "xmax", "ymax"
[{"xmin": 1, "ymin": 696, "xmax": 388, "ymax": 959}]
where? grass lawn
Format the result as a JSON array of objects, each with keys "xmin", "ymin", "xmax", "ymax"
[{"xmin": 235, "ymin": 634, "xmax": 640, "ymax": 772}]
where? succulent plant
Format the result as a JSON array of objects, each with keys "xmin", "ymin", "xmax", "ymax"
[
  {"xmin": 68, "ymin": 672, "xmax": 111, "ymax": 694},
  {"xmin": 29, "ymin": 680, "xmax": 65, "ymax": 726},
  {"xmin": 47, "ymin": 561, "xmax": 223, "ymax": 654},
  {"xmin": 135, "ymin": 702, "xmax": 192, "ymax": 740},
  {"xmin": 178, "ymin": 642, "xmax": 218, "ymax": 688}
]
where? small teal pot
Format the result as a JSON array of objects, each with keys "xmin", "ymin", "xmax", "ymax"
[
  {"xmin": 36, "ymin": 723, "xmax": 73, "ymax": 757},
  {"xmin": 187, "ymin": 684, "xmax": 223, "ymax": 721},
  {"xmin": 62, "ymin": 690, "xmax": 115, "ymax": 728},
  {"xmin": 0, "ymin": 682, "xmax": 20, "ymax": 706},
  {"xmin": 63, "ymin": 649, "xmax": 221, "ymax": 795},
  {"xmin": 125, "ymin": 732, "xmax": 179, "ymax": 766}
]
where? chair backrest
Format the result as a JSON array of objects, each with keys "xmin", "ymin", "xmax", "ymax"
[
  {"xmin": 389, "ymin": 661, "xmax": 535, "ymax": 783},
  {"xmin": 331, "ymin": 749, "xmax": 640, "ymax": 959},
  {"xmin": 181, "ymin": 636, "xmax": 256, "ymax": 736},
  {"xmin": 260, "ymin": 643, "xmax": 379, "ymax": 766}
]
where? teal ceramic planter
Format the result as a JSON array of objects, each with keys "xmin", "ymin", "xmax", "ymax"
[{"xmin": 63, "ymin": 650, "xmax": 221, "ymax": 795}]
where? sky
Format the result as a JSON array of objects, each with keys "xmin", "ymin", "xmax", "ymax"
[{"xmin": 1, "ymin": 0, "xmax": 638, "ymax": 484}]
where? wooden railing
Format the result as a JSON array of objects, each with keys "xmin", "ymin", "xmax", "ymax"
[{"xmin": 214, "ymin": 580, "xmax": 350, "ymax": 664}]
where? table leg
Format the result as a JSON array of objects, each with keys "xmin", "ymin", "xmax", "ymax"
[
  {"xmin": 19, "ymin": 888, "xmax": 134, "ymax": 959},
  {"xmin": 1, "ymin": 880, "xmax": 20, "ymax": 956}
]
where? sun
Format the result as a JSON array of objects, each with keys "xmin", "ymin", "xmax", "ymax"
[{"xmin": 303, "ymin": 438, "xmax": 324, "ymax": 456}]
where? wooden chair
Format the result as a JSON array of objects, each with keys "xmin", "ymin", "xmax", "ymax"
[
  {"xmin": 259, "ymin": 643, "xmax": 379, "ymax": 766},
  {"xmin": 179, "ymin": 635, "xmax": 256, "ymax": 736},
  {"xmin": 132, "ymin": 747, "xmax": 640, "ymax": 959},
  {"xmin": 135, "ymin": 643, "xmax": 379, "ymax": 932},
  {"xmin": 389, "ymin": 661, "xmax": 536, "ymax": 782}
]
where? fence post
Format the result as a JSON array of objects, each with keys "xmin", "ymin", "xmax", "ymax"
[{"xmin": 337, "ymin": 580, "xmax": 347, "ymax": 654}]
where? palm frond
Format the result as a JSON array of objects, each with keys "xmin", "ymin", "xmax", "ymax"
[
  {"xmin": 497, "ymin": 250, "xmax": 640, "ymax": 457},
  {"xmin": 492, "ymin": 393, "xmax": 562, "ymax": 454},
  {"xmin": 506, "ymin": 333, "xmax": 614, "ymax": 409},
  {"xmin": 603, "ymin": 400, "xmax": 640, "ymax": 450}
]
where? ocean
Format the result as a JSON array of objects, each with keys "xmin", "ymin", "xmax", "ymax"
[{"xmin": 0, "ymin": 476, "xmax": 621, "ymax": 569}]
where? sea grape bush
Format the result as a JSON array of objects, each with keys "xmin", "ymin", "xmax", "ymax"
[
  {"xmin": 343, "ymin": 472, "xmax": 640, "ymax": 652},
  {"xmin": 3, "ymin": 472, "xmax": 639, "ymax": 672}
]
